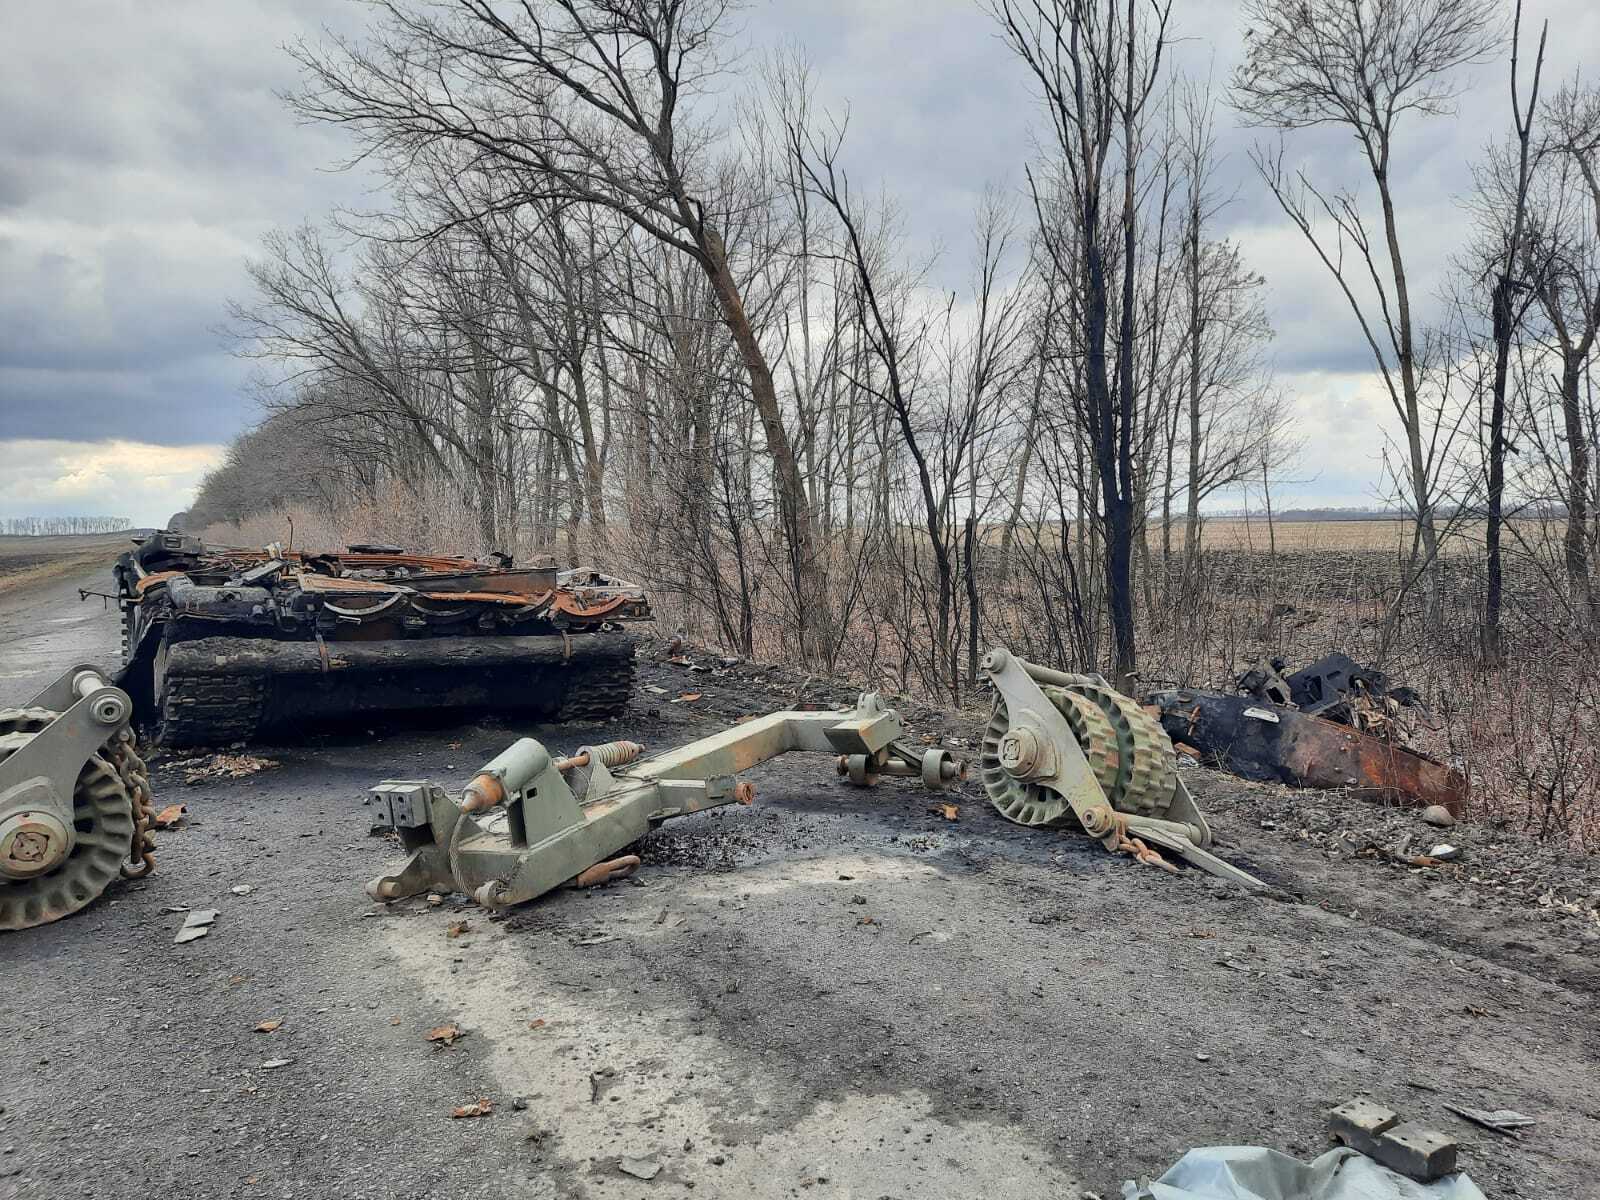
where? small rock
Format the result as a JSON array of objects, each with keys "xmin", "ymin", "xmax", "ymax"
[
  {"xmin": 1429, "ymin": 844, "xmax": 1461, "ymax": 861},
  {"xmin": 260, "ymin": 1058, "xmax": 293, "ymax": 1070},
  {"xmin": 620, "ymin": 1156, "xmax": 661, "ymax": 1181},
  {"xmin": 511, "ymin": 1097, "xmax": 528, "ymax": 1112},
  {"xmin": 1195, "ymin": 1052, "xmax": 1212, "ymax": 1062},
  {"xmin": 1420, "ymin": 805, "xmax": 1455, "ymax": 828},
  {"xmin": 231, "ymin": 885, "xmax": 252, "ymax": 896}
]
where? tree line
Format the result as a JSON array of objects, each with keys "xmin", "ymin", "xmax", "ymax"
[
  {"xmin": 2, "ymin": 517, "xmax": 133, "ymax": 536},
  {"xmin": 197, "ymin": 0, "xmax": 1599, "ymax": 700}
]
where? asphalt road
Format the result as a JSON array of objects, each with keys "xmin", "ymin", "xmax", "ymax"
[{"xmin": 2, "ymin": 567, "xmax": 1596, "ymax": 1199}]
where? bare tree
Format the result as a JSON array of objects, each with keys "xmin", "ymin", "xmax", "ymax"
[
  {"xmin": 289, "ymin": 0, "xmax": 829, "ymax": 656},
  {"xmin": 989, "ymin": 0, "xmax": 1174, "ymax": 686},
  {"xmin": 1539, "ymin": 80, "xmax": 1600, "ymax": 613},
  {"xmin": 1233, "ymin": 0, "xmax": 1499, "ymax": 591},
  {"xmin": 1171, "ymin": 78, "xmax": 1276, "ymax": 580},
  {"xmin": 1473, "ymin": 2, "xmax": 1547, "ymax": 662}
]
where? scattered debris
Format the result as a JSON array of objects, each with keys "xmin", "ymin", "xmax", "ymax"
[
  {"xmin": 932, "ymin": 802, "xmax": 959, "ymax": 821},
  {"xmin": 446, "ymin": 920, "xmax": 470, "ymax": 938},
  {"xmin": 527, "ymin": 1019, "xmax": 546, "ymax": 1030},
  {"xmin": 173, "ymin": 909, "xmax": 218, "ymax": 945},
  {"xmin": 1328, "ymin": 1097, "xmax": 1458, "ymax": 1182},
  {"xmin": 451, "ymin": 1099, "xmax": 493, "ymax": 1119},
  {"xmin": 231, "ymin": 884, "xmax": 252, "ymax": 895},
  {"xmin": 183, "ymin": 754, "xmax": 279, "ymax": 784},
  {"xmin": 253, "ymin": 1019, "xmax": 283, "ymax": 1034},
  {"xmin": 1428, "ymin": 844, "xmax": 1461, "ymax": 862},
  {"xmin": 152, "ymin": 803, "xmax": 188, "ymax": 828},
  {"xmin": 260, "ymin": 1058, "xmax": 292, "ymax": 1071},
  {"xmin": 572, "ymin": 933, "xmax": 618, "ymax": 947},
  {"xmin": 427, "ymin": 1024, "xmax": 464, "ymax": 1047},
  {"xmin": 671, "ymin": 692, "xmax": 703, "ymax": 703},
  {"xmin": 1444, "ymin": 1103, "xmax": 1535, "ymax": 1139},
  {"xmin": 619, "ymin": 1156, "xmax": 662, "ymax": 1181}
]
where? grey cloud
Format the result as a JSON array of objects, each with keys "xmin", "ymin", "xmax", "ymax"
[
  {"xmin": 2, "ymin": 0, "xmax": 1599, "ymax": 474},
  {"xmin": 0, "ymin": 353, "xmax": 254, "ymax": 444},
  {"xmin": 0, "ymin": 0, "xmax": 373, "ymax": 449}
]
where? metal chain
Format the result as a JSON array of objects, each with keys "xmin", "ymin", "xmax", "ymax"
[
  {"xmin": 1105, "ymin": 811, "xmax": 1179, "ymax": 876},
  {"xmin": 108, "ymin": 731, "xmax": 156, "ymax": 879}
]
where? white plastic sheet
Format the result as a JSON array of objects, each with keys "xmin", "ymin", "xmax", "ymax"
[{"xmin": 1121, "ymin": 1145, "xmax": 1486, "ymax": 1200}]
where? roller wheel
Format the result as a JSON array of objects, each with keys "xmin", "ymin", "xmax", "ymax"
[
  {"xmin": 0, "ymin": 708, "xmax": 136, "ymax": 931},
  {"xmin": 1061, "ymin": 681, "xmax": 1176, "ymax": 818},
  {"xmin": 979, "ymin": 682, "xmax": 1177, "ymax": 830}
]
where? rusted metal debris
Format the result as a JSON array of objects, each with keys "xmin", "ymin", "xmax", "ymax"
[
  {"xmin": 110, "ymin": 531, "xmax": 652, "ymax": 746},
  {"xmin": 1147, "ymin": 655, "xmax": 1465, "ymax": 814}
]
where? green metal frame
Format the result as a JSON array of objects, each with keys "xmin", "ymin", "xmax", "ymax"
[{"xmin": 366, "ymin": 693, "xmax": 960, "ymax": 909}]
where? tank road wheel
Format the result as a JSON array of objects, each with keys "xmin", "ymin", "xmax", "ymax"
[
  {"xmin": 0, "ymin": 709, "xmax": 136, "ymax": 932},
  {"xmin": 979, "ymin": 683, "xmax": 1177, "ymax": 830}
]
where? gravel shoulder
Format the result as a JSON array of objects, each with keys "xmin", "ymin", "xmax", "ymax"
[{"xmin": 1, "ymin": 570, "xmax": 1596, "ymax": 1200}]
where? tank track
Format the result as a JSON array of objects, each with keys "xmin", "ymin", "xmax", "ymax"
[
  {"xmin": 552, "ymin": 640, "xmax": 638, "ymax": 722},
  {"xmin": 157, "ymin": 672, "xmax": 269, "ymax": 749}
]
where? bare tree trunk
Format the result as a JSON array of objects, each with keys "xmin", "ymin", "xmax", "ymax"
[
  {"xmin": 1482, "ymin": 6, "xmax": 1545, "ymax": 663},
  {"xmin": 1560, "ymin": 360, "xmax": 1594, "ymax": 610},
  {"xmin": 699, "ymin": 233, "xmax": 824, "ymax": 660}
]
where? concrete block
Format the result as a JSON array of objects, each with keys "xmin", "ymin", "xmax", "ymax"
[{"xmin": 1328, "ymin": 1099, "xmax": 1459, "ymax": 1183}]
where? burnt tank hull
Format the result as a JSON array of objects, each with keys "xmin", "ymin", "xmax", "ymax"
[{"xmin": 116, "ymin": 532, "xmax": 650, "ymax": 747}]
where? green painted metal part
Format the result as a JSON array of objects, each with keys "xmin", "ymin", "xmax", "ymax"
[
  {"xmin": 978, "ymin": 648, "xmax": 1267, "ymax": 892},
  {"xmin": 365, "ymin": 693, "xmax": 960, "ymax": 911},
  {"xmin": 1, "ymin": 665, "xmax": 143, "ymax": 930}
]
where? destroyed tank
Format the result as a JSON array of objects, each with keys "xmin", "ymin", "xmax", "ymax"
[{"xmin": 113, "ymin": 531, "xmax": 650, "ymax": 747}]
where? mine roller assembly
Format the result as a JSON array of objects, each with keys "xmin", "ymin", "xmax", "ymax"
[
  {"xmin": 979, "ymin": 648, "xmax": 1267, "ymax": 889},
  {"xmin": 0, "ymin": 665, "xmax": 156, "ymax": 931}
]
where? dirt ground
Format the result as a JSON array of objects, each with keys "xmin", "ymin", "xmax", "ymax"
[
  {"xmin": 2, "ymin": 562, "xmax": 1597, "ymax": 1199},
  {"xmin": 0, "ymin": 531, "xmax": 149, "ymax": 594}
]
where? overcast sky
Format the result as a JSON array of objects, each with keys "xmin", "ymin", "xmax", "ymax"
[{"xmin": 3, "ymin": 0, "xmax": 1597, "ymax": 527}]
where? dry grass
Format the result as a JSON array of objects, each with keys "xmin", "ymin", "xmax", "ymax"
[{"xmin": 1172, "ymin": 517, "xmax": 1559, "ymax": 555}]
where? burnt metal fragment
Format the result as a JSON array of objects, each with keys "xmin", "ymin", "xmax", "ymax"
[
  {"xmin": 109, "ymin": 530, "xmax": 652, "ymax": 747},
  {"xmin": 1147, "ymin": 687, "xmax": 1464, "ymax": 814}
]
